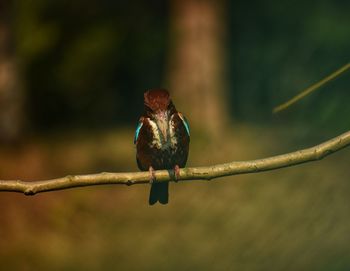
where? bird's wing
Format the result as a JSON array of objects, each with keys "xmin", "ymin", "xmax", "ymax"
[
  {"xmin": 177, "ymin": 112, "xmax": 190, "ymax": 136},
  {"xmin": 134, "ymin": 117, "xmax": 144, "ymax": 144}
]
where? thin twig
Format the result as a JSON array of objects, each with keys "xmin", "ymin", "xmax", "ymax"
[
  {"xmin": 273, "ymin": 63, "xmax": 350, "ymax": 113},
  {"xmin": 0, "ymin": 130, "xmax": 349, "ymax": 195}
]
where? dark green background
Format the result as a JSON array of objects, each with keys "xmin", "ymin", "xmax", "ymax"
[{"xmin": 13, "ymin": 0, "xmax": 349, "ymax": 132}]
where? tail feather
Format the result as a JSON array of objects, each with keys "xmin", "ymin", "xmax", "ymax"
[{"xmin": 149, "ymin": 182, "xmax": 169, "ymax": 205}]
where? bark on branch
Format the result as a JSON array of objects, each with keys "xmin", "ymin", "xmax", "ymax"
[{"xmin": 1, "ymin": 130, "xmax": 350, "ymax": 195}]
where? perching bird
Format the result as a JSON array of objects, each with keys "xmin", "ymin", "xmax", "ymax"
[{"xmin": 134, "ymin": 89, "xmax": 190, "ymax": 205}]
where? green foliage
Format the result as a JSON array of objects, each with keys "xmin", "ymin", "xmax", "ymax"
[
  {"xmin": 228, "ymin": 0, "xmax": 350, "ymax": 132},
  {"xmin": 10, "ymin": 0, "xmax": 350, "ymax": 133},
  {"xmin": 13, "ymin": 0, "xmax": 169, "ymax": 130}
]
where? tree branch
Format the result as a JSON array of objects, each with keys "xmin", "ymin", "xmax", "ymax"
[{"xmin": 1, "ymin": 130, "xmax": 350, "ymax": 195}]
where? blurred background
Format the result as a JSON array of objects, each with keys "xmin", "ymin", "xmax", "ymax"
[{"xmin": 0, "ymin": 0, "xmax": 349, "ymax": 270}]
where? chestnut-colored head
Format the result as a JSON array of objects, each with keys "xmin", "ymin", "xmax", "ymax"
[
  {"xmin": 144, "ymin": 89, "xmax": 172, "ymax": 113},
  {"xmin": 143, "ymin": 89, "xmax": 176, "ymax": 140}
]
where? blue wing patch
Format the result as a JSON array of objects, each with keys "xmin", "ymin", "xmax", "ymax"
[
  {"xmin": 134, "ymin": 121, "xmax": 143, "ymax": 144},
  {"xmin": 178, "ymin": 113, "xmax": 190, "ymax": 136}
]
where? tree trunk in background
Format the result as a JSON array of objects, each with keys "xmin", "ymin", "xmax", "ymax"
[
  {"xmin": 167, "ymin": 0, "xmax": 228, "ymax": 139},
  {"xmin": 0, "ymin": 1, "xmax": 24, "ymax": 143}
]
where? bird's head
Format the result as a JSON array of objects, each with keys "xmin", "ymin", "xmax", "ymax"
[{"xmin": 144, "ymin": 89, "xmax": 176, "ymax": 140}]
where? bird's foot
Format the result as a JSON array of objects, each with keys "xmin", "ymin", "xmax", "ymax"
[
  {"xmin": 149, "ymin": 166, "xmax": 156, "ymax": 185},
  {"xmin": 174, "ymin": 165, "xmax": 180, "ymax": 182}
]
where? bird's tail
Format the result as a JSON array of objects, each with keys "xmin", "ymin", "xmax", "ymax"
[{"xmin": 149, "ymin": 182, "xmax": 169, "ymax": 205}]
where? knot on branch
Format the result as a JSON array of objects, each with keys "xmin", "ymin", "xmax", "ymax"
[{"xmin": 24, "ymin": 188, "xmax": 35, "ymax": 195}]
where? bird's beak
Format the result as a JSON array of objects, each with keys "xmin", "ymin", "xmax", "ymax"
[{"xmin": 156, "ymin": 111, "xmax": 168, "ymax": 140}]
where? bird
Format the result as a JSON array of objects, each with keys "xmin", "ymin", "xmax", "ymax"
[{"xmin": 134, "ymin": 89, "xmax": 190, "ymax": 205}]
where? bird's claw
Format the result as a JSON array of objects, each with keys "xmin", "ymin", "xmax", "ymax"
[
  {"xmin": 149, "ymin": 166, "xmax": 156, "ymax": 185},
  {"xmin": 174, "ymin": 165, "xmax": 180, "ymax": 182}
]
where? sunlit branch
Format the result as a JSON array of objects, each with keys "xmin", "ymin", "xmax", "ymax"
[{"xmin": 0, "ymin": 130, "xmax": 349, "ymax": 195}]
